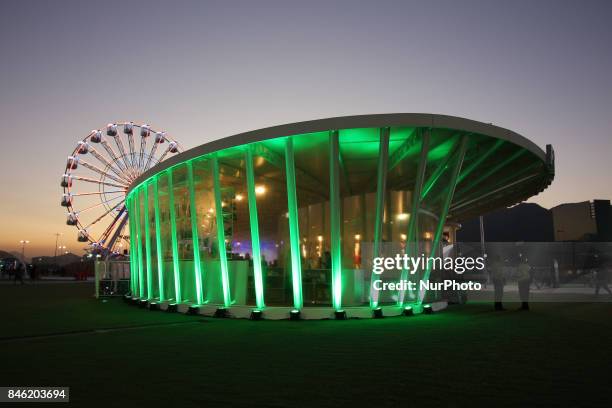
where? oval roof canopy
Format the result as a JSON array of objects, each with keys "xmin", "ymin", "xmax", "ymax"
[{"xmin": 128, "ymin": 113, "xmax": 554, "ymax": 221}]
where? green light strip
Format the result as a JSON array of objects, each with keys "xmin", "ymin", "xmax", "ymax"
[
  {"xmin": 128, "ymin": 196, "xmax": 137, "ymax": 296},
  {"xmin": 143, "ymin": 183, "xmax": 153, "ymax": 300},
  {"xmin": 420, "ymin": 136, "xmax": 460, "ymax": 200},
  {"xmin": 153, "ymin": 176, "xmax": 165, "ymax": 302},
  {"xmin": 456, "ymin": 139, "xmax": 503, "ymax": 185},
  {"xmin": 245, "ymin": 147, "xmax": 265, "ymax": 309},
  {"xmin": 329, "ymin": 130, "xmax": 342, "ymax": 310},
  {"xmin": 455, "ymin": 148, "xmax": 527, "ymax": 198},
  {"xmin": 167, "ymin": 168, "xmax": 182, "ymax": 302},
  {"xmin": 369, "ymin": 127, "xmax": 389, "ymax": 308},
  {"xmin": 451, "ymin": 161, "xmax": 540, "ymax": 211},
  {"xmin": 419, "ymin": 135, "xmax": 468, "ymax": 304},
  {"xmin": 187, "ymin": 161, "xmax": 204, "ymax": 305},
  {"xmin": 388, "ymin": 127, "xmax": 418, "ymax": 171},
  {"xmin": 135, "ymin": 187, "xmax": 145, "ymax": 297},
  {"xmin": 398, "ymin": 129, "xmax": 430, "ymax": 305},
  {"xmin": 284, "ymin": 138, "xmax": 303, "ymax": 309},
  {"xmin": 211, "ymin": 156, "xmax": 231, "ymax": 307}
]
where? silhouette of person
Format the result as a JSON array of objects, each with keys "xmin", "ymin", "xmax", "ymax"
[
  {"xmin": 593, "ymin": 250, "xmax": 612, "ymax": 296},
  {"xmin": 517, "ymin": 256, "xmax": 531, "ymax": 311},
  {"xmin": 323, "ymin": 251, "xmax": 332, "ymax": 269},
  {"xmin": 489, "ymin": 255, "xmax": 505, "ymax": 311},
  {"xmin": 30, "ymin": 263, "xmax": 37, "ymax": 281},
  {"xmin": 14, "ymin": 261, "xmax": 25, "ymax": 285}
]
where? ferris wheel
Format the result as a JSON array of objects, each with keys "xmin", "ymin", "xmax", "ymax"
[{"xmin": 61, "ymin": 122, "xmax": 181, "ymax": 256}]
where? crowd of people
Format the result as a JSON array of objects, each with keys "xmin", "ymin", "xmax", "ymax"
[
  {"xmin": 0, "ymin": 259, "xmax": 32, "ymax": 284},
  {"xmin": 486, "ymin": 249, "xmax": 612, "ymax": 311}
]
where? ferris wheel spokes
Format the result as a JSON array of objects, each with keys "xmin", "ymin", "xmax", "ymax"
[
  {"xmin": 74, "ymin": 157, "xmax": 131, "ymax": 185},
  {"xmin": 85, "ymin": 144, "xmax": 131, "ymax": 183},
  {"xmin": 99, "ymin": 138, "xmax": 127, "ymax": 173},
  {"xmin": 143, "ymin": 141, "xmax": 159, "ymax": 172},
  {"xmin": 66, "ymin": 195, "xmax": 125, "ymax": 226},
  {"xmin": 83, "ymin": 199, "xmax": 124, "ymax": 230},
  {"xmin": 70, "ymin": 190, "xmax": 126, "ymax": 197},
  {"xmin": 98, "ymin": 208, "xmax": 127, "ymax": 247},
  {"xmin": 66, "ymin": 175, "xmax": 128, "ymax": 189},
  {"xmin": 106, "ymin": 213, "xmax": 129, "ymax": 254},
  {"xmin": 108, "ymin": 124, "xmax": 133, "ymax": 174}
]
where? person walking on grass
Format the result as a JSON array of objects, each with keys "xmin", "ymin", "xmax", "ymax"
[
  {"xmin": 589, "ymin": 248, "xmax": 612, "ymax": 296},
  {"xmin": 14, "ymin": 260, "xmax": 25, "ymax": 285},
  {"xmin": 517, "ymin": 256, "xmax": 531, "ymax": 311}
]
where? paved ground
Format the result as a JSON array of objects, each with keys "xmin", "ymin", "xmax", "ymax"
[{"xmin": 0, "ymin": 282, "xmax": 611, "ymax": 407}]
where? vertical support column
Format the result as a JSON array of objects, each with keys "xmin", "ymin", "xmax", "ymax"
[
  {"xmin": 419, "ymin": 135, "xmax": 468, "ymax": 304},
  {"xmin": 187, "ymin": 161, "xmax": 204, "ymax": 305},
  {"xmin": 369, "ymin": 127, "xmax": 390, "ymax": 308},
  {"xmin": 211, "ymin": 156, "xmax": 231, "ymax": 307},
  {"xmin": 167, "ymin": 168, "xmax": 182, "ymax": 303},
  {"xmin": 143, "ymin": 183, "xmax": 153, "ymax": 299},
  {"xmin": 329, "ymin": 130, "xmax": 342, "ymax": 310},
  {"xmin": 153, "ymin": 176, "xmax": 165, "ymax": 302},
  {"xmin": 135, "ymin": 187, "xmax": 145, "ymax": 298},
  {"xmin": 245, "ymin": 147, "xmax": 265, "ymax": 309},
  {"xmin": 94, "ymin": 260, "xmax": 100, "ymax": 299},
  {"xmin": 284, "ymin": 137, "xmax": 303, "ymax": 310},
  {"xmin": 128, "ymin": 196, "xmax": 137, "ymax": 296},
  {"xmin": 398, "ymin": 129, "xmax": 430, "ymax": 305}
]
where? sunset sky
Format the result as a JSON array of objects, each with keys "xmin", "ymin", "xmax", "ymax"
[{"xmin": 0, "ymin": 0, "xmax": 611, "ymax": 256}]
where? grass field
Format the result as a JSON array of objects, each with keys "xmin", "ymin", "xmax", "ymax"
[{"xmin": 0, "ymin": 282, "xmax": 610, "ymax": 407}]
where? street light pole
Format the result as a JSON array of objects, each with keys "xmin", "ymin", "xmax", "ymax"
[
  {"xmin": 19, "ymin": 240, "xmax": 30, "ymax": 262},
  {"xmin": 479, "ymin": 215, "xmax": 486, "ymax": 258},
  {"xmin": 54, "ymin": 233, "xmax": 62, "ymax": 263}
]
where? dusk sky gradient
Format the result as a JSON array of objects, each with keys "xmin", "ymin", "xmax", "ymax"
[{"xmin": 1, "ymin": 0, "xmax": 611, "ymax": 256}]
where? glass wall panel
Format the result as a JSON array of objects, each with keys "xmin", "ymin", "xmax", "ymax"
[
  {"xmin": 137, "ymin": 186, "xmax": 147, "ymax": 298},
  {"xmin": 146, "ymin": 181, "xmax": 159, "ymax": 300},
  {"xmin": 217, "ymin": 147, "xmax": 256, "ymax": 306},
  {"xmin": 293, "ymin": 131, "xmax": 332, "ymax": 307},
  {"xmin": 337, "ymin": 128, "xmax": 381, "ymax": 307},
  {"xmin": 250, "ymin": 138, "xmax": 292, "ymax": 306},
  {"xmin": 339, "ymin": 127, "xmax": 424, "ymax": 306},
  {"xmin": 157, "ymin": 172, "xmax": 176, "ymax": 301},
  {"xmin": 192, "ymin": 156, "xmax": 224, "ymax": 304},
  {"xmin": 128, "ymin": 196, "xmax": 138, "ymax": 296},
  {"xmin": 172, "ymin": 165, "xmax": 196, "ymax": 302}
]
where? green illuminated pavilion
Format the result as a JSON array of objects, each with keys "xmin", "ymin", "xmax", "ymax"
[{"xmin": 125, "ymin": 114, "xmax": 554, "ymax": 319}]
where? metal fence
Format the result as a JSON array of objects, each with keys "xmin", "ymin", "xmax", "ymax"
[{"xmin": 94, "ymin": 260, "xmax": 131, "ymax": 298}]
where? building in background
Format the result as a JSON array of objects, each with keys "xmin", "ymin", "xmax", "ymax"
[
  {"xmin": 125, "ymin": 113, "xmax": 554, "ymax": 318},
  {"xmin": 552, "ymin": 200, "xmax": 612, "ymax": 242},
  {"xmin": 457, "ymin": 203, "xmax": 554, "ymax": 242}
]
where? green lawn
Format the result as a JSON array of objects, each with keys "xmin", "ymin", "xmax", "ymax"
[{"xmin": 0, "ymin": 282, "xmax": 610, "ymax": 407}]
